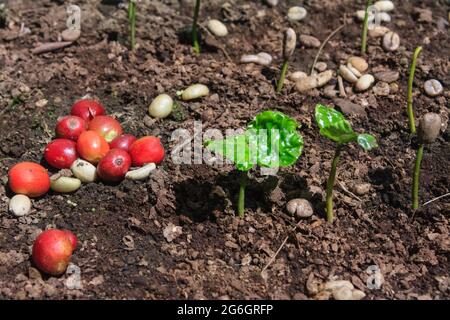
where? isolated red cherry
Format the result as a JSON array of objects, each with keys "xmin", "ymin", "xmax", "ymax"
[
  {"xmin": 44, "ymin": 139, "xmax": 78, "ymax": 169},
  {"xmin": 88, "ymin": 116, "xmax": 123, "ymax": 143},
  {"xmin": 97, "ymin": 149, "xmax": 131, "ymax": 182},
  {"xmin": 70, "ymin": 99, "xmax": 105, "ymax": 121},
  {"xmin": 8, "ymin": 162, "xmax": 50, "ymax": 197},
  {"xmin": 76, "ymin": 130, "xmax": 110, "ymax": 164},
  {"xmin": 129, "ymin": 136, "xmax": 165, "ymax": 166},
  {"xmin": 110, "ymin": 134, "xmax": 136, "ymax": 152},
  {"xmin": 32, "ymin": 229, "xmax": 77, "ymax": 276},
  {"xmin": 55, "ymin": 115, "xmax": 87, "ymax": 141}
]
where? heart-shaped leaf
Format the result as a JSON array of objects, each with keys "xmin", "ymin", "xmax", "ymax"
[
  {"xmin": 357, "ymin": 134, "xmax": 378, "ymax": 151},
  {"xmin": 315, "ymin": 104, "xmax": 357, "ymax": 144}
]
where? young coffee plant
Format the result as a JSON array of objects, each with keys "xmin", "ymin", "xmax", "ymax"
[
  {"xmin": 315, "ymin": 104, "xmax": 378, "ymax": 223},
  {"xmin": 192, "ymin": 0, "xmax": 201, "ymax": 54},
  {"xmin": 277, "ymin": 28, "xmax": 296, "ymax": 92},
  {"xmin": 205, "ymin": 111, "xmax": 303, "ymax": 217},
  {"xmin": 128, "ymin": 0, "xmax": 137, "ymax": 51},
  {"xmin": 407, "ymin": 46, "xmax": 423, "ymax": 134},
  {"xmin": 412, "ymin": 113, "xmax": 441, "ymax": 210},
  {"xmin": 361, "ymin": 0, "xmax": 372, "ymax": 55}
]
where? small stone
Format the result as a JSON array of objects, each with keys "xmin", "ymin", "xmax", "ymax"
[
  {"xmin": 287, "ymin": 6, "xmax": 307, "ymax": 21},
  {"xmin": 389, "ymin": 82, "xmax": 399, "ymax": 93},
  {"xmin": 181, "ymin": 84, "xmax": 209, "ymax": 101},
  {"xmin": 415, "ymin": 8, "xmax": 433, "ymax": 23},
  {"xmin": 61, "ymin": 28, "xmax": 81, "ymax": 42},
  {"xmin": 351, "ymin": 289, "xmax": 366, "ymax": 300},
  {"xmin": 286, "ymin": 198, "xmax": 314, "ymax": 218},
  {"xmin": 289, "ymin": 71, "xmax": 307, "ymax": 81},
  {"xmin": 324, "ymin": 280, "xmax": 354, "ymax": 291},
  {"xmin": 372, "ymin": 81, "xmax": 390, "ymax": 96},
  {"xmin": 333, "ymin": 286, "xmax": 353, "ymax": 300},
  {"xmin": 207, "ymin": 19, "xmax": 228, "ymax": 37},
  {"xmin": 355, "ymin": 74, "xmax": 375, "ymax": 92},
  {"xmin": 9, "ymin": 194, "xmax": 32, "ymax": 217},
  {"xmin": 382, "ymin": 31, "xmax": 400, "ymax": 52},
  {"xmin": 347, "ymin": 57, "xmax": 368, "ymax": 73},
  {"xmin": 315, "ymin": 62, "xmax": 327, "ymax": 72},
  {"xmin": 353, "ymin": 183, "xmax": 371, "ymax": 195},
  {"xmin": 28, "ymin": 267, "xmax": 42, "ymax": 280},
  {"xmin": 163, "ymin": 223, "xmax": 182, "ymax": 242},
  {"xmin": 369, "ymin": 26, "xmax": 390, "ymax": 38},
  {"xmin": 323, "ymin": 85, "xmax": 337, "ymax": 98},
  {"xmin": 424, "ymin": 79, "xmax": 443, "ymax": 97},
  {"xmin": 35, "ymin": 99, "xmax": 48, "ymax": 108},
  {"xmin": 295, "ymin": 70, "xmax": 333, "ymax": 92},
  {"xmin": 374, "ymin": 70, "xmax": 399, "ymax": 83},
  {"xmin": 374, "ymin": 0, "xmax": 395, "ymax": 12},
  {"xmin": 266, "ymin": 0, "xmax": 278, "ymax": 6},
  {"xmin": 334, "ymin": 98, "xmax": 366, "ymax": 116},
  {"xmin": 299, "ymin": 34, "xmax": 321, "ymax": 48},
  {"xmin": 339, "ymin": 65, "xmax": 359, "ymax": 83}
]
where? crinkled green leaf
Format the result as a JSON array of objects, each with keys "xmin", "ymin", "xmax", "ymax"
[
  {"xmin": 247, "ymin": 111, "xmax": 303, "ymax": 168},
  {"xmin": 357, "ymin": 134, "xmax": 378, "ymax": 151},
  {"xmin": 205, "ymin": 111, "xmax": 303, "ymax": 170},
  {"xmin": 205, "ymin": 134, "xmax": 254, "ymax": 171},
  {"xmin": 315, "ymin": 104, "xmax": 357, "ymax": 144}
]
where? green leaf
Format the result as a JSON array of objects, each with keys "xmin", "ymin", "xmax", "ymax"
[
  {"xmin": 205, "ymin": 111, "xmax": 303, "ymax": 170},
  {"xmin": 315, "ymin": 104, "xmax": 357, "ymax": 144},
  {"xmin": 205, "ymin": 134, "xmax": 254, "ymax": 171},
  {"xmin": 247, "ymin": 111, "xmax": 303, "ymax": 168},
  {"xmin": 357, "ymin": 134, "xmax": 378, "ymax": 151}
]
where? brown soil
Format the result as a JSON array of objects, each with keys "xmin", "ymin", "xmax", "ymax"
[{"xmin": 0, "ymin": 0, "xmax": 449, "ymax": 300}]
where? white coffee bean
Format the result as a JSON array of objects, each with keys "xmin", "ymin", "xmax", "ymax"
[
  {"xmin": 181, "ymin": 84, "xmax": 209, "ymax": 101},
  {"xmin": 207, "ymin": 19, "xmax": 228, "ymax": 37},
  {"xmin": 9, "ymin": 195, "xmax": 32, "ymax": 217},
  {"xmin": 287, "ymin": 6, "xmax": 307, "ymax": 21},
  {"xmin": 339, "ymin": 65, "xmax": 359, "ymax": 83},
  {"xmin": 348, "ymin": 56, "xmax": 368, "ymax": 73},
  {"xmin": 382, "ymin": 31, "xmax": 400, "ymax": 52},
  {"xmin": 374, "ymin": 0, "xmax": 395, "ymax": 12},
  {"xmin": 355, "ymin": 74, "xmax": 375, "ymax": 92},
  {"xmin": 424, "ymin": 79, "xmax": 443, "ymax": 97}
]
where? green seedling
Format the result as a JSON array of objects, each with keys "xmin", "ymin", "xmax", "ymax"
[
  {"xmin": 412, "ymin": 113, "xmax": 441, "ymax": 210},
  {"xmin": 192, "ymin": 0, "xmax": 201, "ymax": 54},
  {"xmin": 407, "ymin": 46, "xmax": 422, "ymax": 134},
  {"xmin": 277, "ymin": 28, "xmax": 296, "ymax": 92},
  {"xmin": 128, "ymin": 0, "xmax": 137, "ymax": 51},
  {"xmin": 206, "ymin": 111, "xmax": 303, "ymax": 217},
  {"xmin": 361, "ymin": 0, "xmax": 371, "ymax": 55},
  {"xmin": 315, "ymin": 104, "xmax": 378, "ymax": 223}
]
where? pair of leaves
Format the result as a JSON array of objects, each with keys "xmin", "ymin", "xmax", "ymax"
[
  {"xmin": 315, "ymin": 104, "xmax": 378, "ymax": 151},
  {"xmin": 205, "ymin": 111, "xmax": 304, "ymax": 171}
]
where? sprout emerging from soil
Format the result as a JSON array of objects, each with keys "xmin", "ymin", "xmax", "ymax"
[
  {"xmin": 277, "ymin": 28, "xmax": 296, "ymax": 92},
  {"xmin": 128, "ymin": 0, "xmax": 137, "ymax": 51},
  {"xmin": 315, "ymin": 104, "xmax": 378, "ymax": 223},
  {"xmin": 192, "ymin": 0, "xmax": 201, "ymax": 54},
  {"xmin": 407, "ymin": 46, "xmax": 423, "ymax": 134},
  {"xmin": 412, "ymin": 113, "xmax": 441, "ymax": 210},
  {"xmin": 205, "ymin": 111, "xmax": 303, "ymax": 217},
  {"xmin": 361, "ymin": 0, "xmax": 372, "ymax": 55}
]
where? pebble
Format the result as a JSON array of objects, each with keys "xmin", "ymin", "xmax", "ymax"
[
  {"xmin": 323, "ymin": 85, "xmax": 337, "ymax": 98},
  {"xmin": 181, "ymin": 84, "xmax": 209, "ymax": 101},
  {"xmin": 355, "ymin": 74, "xmax": 375, "ymax": 92},
  {"xmin": 333, "ymin": 286, "xmax": 353, "ymax": 300},
  {"xmin": 9, "ymin": 195, "xmax": 32, "ymax": 217},
  {"xmin": 61, "ymin": 28, "xmax": 81, "ymax": 42},
  {"xmin": 369, "ymin": 26, "xmax": 390, "ymax": 38},
  {"xmin": 125, "ymin": 163, "xmax": 156, "ymax": 180},
  {"xmin": 299, "ymin": 34, "xmax": 321, "ymax": 48},
  {"xmin": 287, "ymin": 6, "xmax": 307, "ymax": 21},
  {"xmin": 372, "ymin": 81, "xmax": 390, "ymax": 96},
  {"xmin": 289, "ymin": 71, "xmax": 307, "ymax": 81},
  {"xmin": 50, "ymin": 176, "xmax": 81, "ymax": 193},
  {"xmin": 148, "ymin": 93, "xmax": 173, "ymax": 118},
  {"xmin": 374, "ymin": 70, "xmax": 399, "ymax": 83},
  {"xmin": 266, "ymin": 0, "xmax": 278, "ymax": 6},
  {"xmin": 295, "ymin": 70, "xmax": 333, "ymax": 92},
  {"xmin": 240, "ymin": 52, "xmax": 272, "ymax": 66},
  {"xmin": 353, "ymin": 183, "xmax": 371, "ymax": 196},
  {"xmin": 348, "ymin": 56, "xmax": 368, "ymax": 73},
  {"xmin": 374, "ymin": 0, "xmax": 395, "ymax": 12},
  {"xmin": 207, "ymin": 19, "xmax": 228, "ymax": 37},
  {"xmin": 389, "ymin": 82, "xmax": 399, "ymax": 93},
  {"xmin": 286, "ymin": 198, "xmax": 314, "ymax": 218},
  {"xmin": 35, "ymin": 99, "xmax": 48, "ymax": 108},
  {"xmin": 324, "ymin": 280, "xmax": 354, "ymax": 291},
  {"xmin": 71, "ymin": 159, "xmax": 97, "ymax": 182},
  {"xmin": 424, "ymin": 79, "xmax": 443, "ymax": 97},
  {"xmin": 339, "ymin": 65, "xmax": 359, "ymax": 83},
  {"xmin": 315, "ymin": 62, "xmax": 327, "ymax": 72},
  {"xmin": 163, "ymin": 223, "xmax": 183, "ymax": 242},
  {"xmin": 382, "ymin": 31, "xmax": 400, "ymax": 52},
  {"xmin": 334, "ymin": 98, "xmax": 366, "ymax": 116}
]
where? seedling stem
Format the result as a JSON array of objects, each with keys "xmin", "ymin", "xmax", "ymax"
[
  {"xmin": 361, "ymin": 0, "xmax": 371, "ymax": 55},
  {"xmin": 412, "ymin": 144, "xmax": 423, "ymax": 210},
  {"xmin": 192, "ymin": 0, "xmax": 201, "ymax": 54},
  {"xmin": 276, "ymin": 59, "xmax": 289, "ymax": 93},
  {"xmin": 128, "ymin": 0, "xmax": 136, "ymax": 51},
  {"xmin": 407, "ymin": 46, "xmax": 422, "ymax": 134},
  {"xmin": 326, "ymin": 144, "xmax": 342, "ymax": 223},
  {"xmin": 238, "ymin": 171, "xmax": 247, "ymax": 218}
]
